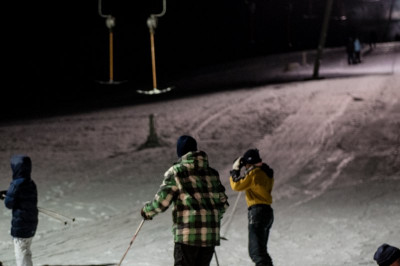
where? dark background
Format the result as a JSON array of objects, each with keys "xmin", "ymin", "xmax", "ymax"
[{"xmin": 3, "ymin": 0, "xmax": 399, "ymax": 119}]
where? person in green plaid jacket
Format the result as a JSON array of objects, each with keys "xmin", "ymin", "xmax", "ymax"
[{"xmin": 141, "ymin": 135, "xmax": 229, "ymax": 266}]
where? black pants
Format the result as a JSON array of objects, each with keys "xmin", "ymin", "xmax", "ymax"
[
  {"xmin": 174, "ymin": 242, "xmax": 215, "ymax": 266},
  {"xmin": 248, "ymin": 204, "xmax": 274, "ymax": 266}
]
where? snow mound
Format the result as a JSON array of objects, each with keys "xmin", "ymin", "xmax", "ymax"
[{"xmin": 0, "ymin": 73, "xmax": 399, "ymax": 266}]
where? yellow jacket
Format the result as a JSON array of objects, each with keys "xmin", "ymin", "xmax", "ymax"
[{"xmin": 230, "ymin": 165, "xmax": 274, "ymax": 207}]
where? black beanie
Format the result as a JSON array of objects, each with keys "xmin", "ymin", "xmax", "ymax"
[
  {"xmin": 374, "ymin": 244, "xmax": 400, "ymax": 266},
  {"xmin": 242, "ymin": 149, "xmax": 262, "ymax": 165},
  {"xmin": 176, "ymin": 135, "xmax": 197, "ymax": 157}
]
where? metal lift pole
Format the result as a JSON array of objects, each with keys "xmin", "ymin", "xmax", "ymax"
[
  {"xmin": 312, "ymin": 0, "xmax": 334, "ymax": 79},
  {"xmin": 149, "ymin": 18, "xmax": 158, "ymax": 90},
  {"xmin": 98, "ymin": 0, "xmax": 119, "ymax": 84},
  {"xmin": 137, "ymin": 0, "xmax": 173, "ymax": 95},
  {"xmin": 107, "ymin": 17, "xmax": 116, "ymax": 82}
]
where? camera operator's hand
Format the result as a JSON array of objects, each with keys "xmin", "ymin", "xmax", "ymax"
[{"xmin": 230, "ymin": 157, "xmax": 243, "ymax": 180}]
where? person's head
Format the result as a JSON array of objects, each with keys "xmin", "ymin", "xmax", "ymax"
[
  {"xmin": 10, "ymin": 155, "xmax": 32, "ymax": 179},
  {"xmin": 242, "ymin": 149, "xmax": 262, "ymax": 168},
  {"xmin": 374, "ymin": 244, "xmax": 400, "ymax": 266},
  {"xmin": 176, "ymin": 135, "xmax": 197, "ymax": 158}
]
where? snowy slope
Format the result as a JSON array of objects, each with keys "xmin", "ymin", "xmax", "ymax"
[{"xmin": 0, "ymin": 72, "xmax": 399, "ymax": 265}]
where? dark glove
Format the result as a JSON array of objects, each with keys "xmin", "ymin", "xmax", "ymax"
[
  {"xmin": 230, "ymin": 157, "xmax": 243, "ymax": 180},
  {"xmin": 141, "ymin": 208, "xmax": 152, "ymax": 220},
  {"xmin": 0, "ymin": 190, "xmax": 7, "ymax": 200}
]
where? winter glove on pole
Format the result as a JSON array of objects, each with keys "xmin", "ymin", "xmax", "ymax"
[
  {"xmin": 141, "ymin": 208, "xmax": 152, "ymax": 220},
  {"xmin": 117, "ymin": 219, "xmax": 145, "ymax": 266},
  {"xmin": 230, "ymin": 157, "xmax": 243, "ymax": 181},
  {"xmin": 0, "ymin": 190, "xmax": 7, "ymax": 200}
]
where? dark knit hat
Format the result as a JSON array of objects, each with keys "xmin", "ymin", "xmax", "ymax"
[
  {"xmin": 374, "ymin": 244, "xmax": 400, "ymax": 266},
  {"xmin": 176, "ymin": 135, "xmax": 197, "ymax": 157},
  {"xmin": 242, "ymin": 149, "xmax": 262, "ymax": 165}
]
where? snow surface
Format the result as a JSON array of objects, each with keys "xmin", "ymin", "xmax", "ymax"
[{"xmin": 1, "ymin": 46, "xmax": 400, "ymax": 266}]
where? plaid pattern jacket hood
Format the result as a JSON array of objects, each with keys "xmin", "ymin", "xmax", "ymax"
[{"xmin": 143, "ymin": 151, "xmax": 229, "ymax": 247}]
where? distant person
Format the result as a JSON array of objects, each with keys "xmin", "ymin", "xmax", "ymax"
[
  {"xmin": 229, "ymin": 149, "xmax": 275, "ymax": 266},
  {"xmin": 346, "ymin": 37, "xmax": 355, "ymax": 65},
  {"xmin": 1, "ymin": 155, "xmax": 38, "ymax": 266},
  {"xmin": 374, "ymin": 243, "xmax": 400, "ymax": 266},
  {"xmin": 141, "ymin": 135, "xmax": 229, "ymax": 266},
  {"xmin": 354, "ymin": 37, "xmax": 362, "ymax": 63}
]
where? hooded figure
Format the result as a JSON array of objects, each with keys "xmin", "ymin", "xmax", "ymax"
[{"xmin": 4, "ymin": 155, "xmax": 38, "ymax": 266}]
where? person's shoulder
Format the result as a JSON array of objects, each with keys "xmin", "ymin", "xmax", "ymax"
[
  {"xmin": 260, "ymin": 163, "xmax": 274, "ymax": 178},
  {"xmin": 197, "ymin": 150, "xmax": 208, "ymax": 157},
  {"xmin": 245, "ymin": 166, "xmax": 259, "ymax": 177},
  {"xmin": 246, "ymin": 165, "xmax": 271, "ymax": 178},
  {"xmin": 12, "ymin": 177, "xmax": 26, "ymax": 186},
  {"xmin": 165, "ymin": 164, "xmax": 177, "ymax": 175},
  {"xmin": 167, "ymin": 159, "xmax": 189, "ymax": 175},
  {"xmin": 208, "ymin": 166, "xmax": 219, "ymax": 176}
]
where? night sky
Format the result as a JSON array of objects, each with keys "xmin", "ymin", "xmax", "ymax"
[{"xmin": 3, "ymin": 0, "xmax": 399, "ymax": 119}]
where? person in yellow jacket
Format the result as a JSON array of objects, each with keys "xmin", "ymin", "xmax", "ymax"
[{"xmin": 230, "ymin": 149, "xmax": 274, "ymax": 266}]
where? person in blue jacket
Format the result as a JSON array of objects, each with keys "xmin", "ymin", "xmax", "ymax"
[{"xmin": 0, "ymin": 155, "xmax": 38, "ymax": 266}]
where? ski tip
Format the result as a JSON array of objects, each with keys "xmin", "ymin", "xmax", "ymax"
[{"xmin": 221, "ymin": 236, "xmax": 228, "ymax": 241}]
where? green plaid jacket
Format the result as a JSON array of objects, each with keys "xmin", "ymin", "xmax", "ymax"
[{"xmin": 143, "ymin": 151, "xmax": 229, "ymax": 247}]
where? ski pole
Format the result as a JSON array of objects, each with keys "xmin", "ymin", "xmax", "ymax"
[
  {"xmin": 38, "ymin": 207, "xmax": 76, "ymax": 225},
  {"xmin": 214, "ymin": 249, "xmax": 220, "ymax": 266},
  {"xmin": 117, "ymin": 219, "xmax": 145, "ymax": 266},
  {"xmin": 220, "ymin": 191, "xmax": 242, "ymax": 240},
  {"xmin": 1, "ymin": 194, "xmax": 74, "ymax": 225}
]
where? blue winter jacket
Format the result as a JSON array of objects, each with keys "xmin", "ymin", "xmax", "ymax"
[{"xmin": 4, "ymin": 155, "xmax": 38, "ymax": 238}]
